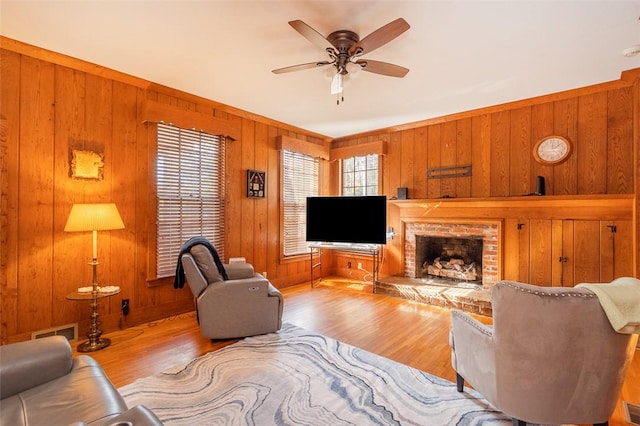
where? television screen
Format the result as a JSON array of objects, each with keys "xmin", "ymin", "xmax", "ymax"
[{"xmin": 306, "ymin": 196, "xmax": 387, "ymax": 245}]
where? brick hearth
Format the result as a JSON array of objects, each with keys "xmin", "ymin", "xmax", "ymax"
[{"xmin": 376, "ymin": 276, "xmax": 493, "ymax": 316}]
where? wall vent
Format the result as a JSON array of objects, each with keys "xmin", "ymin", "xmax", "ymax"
[
  {"xmin": 625, "ymin": 401, "xmax": 640, "ymax": 426},
  {"xmin": 31, "ymin": 323, "xmax": 78, "ymax": 341}
]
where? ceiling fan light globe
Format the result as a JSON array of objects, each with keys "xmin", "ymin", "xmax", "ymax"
[
  {"xmin": 323, "ymin": 67, "xmax": 337, "ymax": 80},
  {"xmin": 346, "ymin": 61, "xmax": 361, "ymax": 76}
]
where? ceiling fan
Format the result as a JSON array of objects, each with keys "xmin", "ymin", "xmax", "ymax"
[{"xmin": 272, "ymin": 18, "xmax": 410, "ymax": 103}]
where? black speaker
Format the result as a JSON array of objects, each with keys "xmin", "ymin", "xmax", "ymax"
[
  {"xmin": 536, "ymin": 176, "xmax": 545, "ymax": 196},
  {"xmin": 397, "ymin": 187, "xmax": 408, "ymax": 200}
]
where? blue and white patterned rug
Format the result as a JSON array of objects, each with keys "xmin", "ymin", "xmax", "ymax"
[{"xmin": 119, "ymin": 323, "xmax": 510, "ymax": 425}]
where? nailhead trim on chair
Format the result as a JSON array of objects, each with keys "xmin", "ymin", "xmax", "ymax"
[
  {"xmin": 499, "ymin": 281, "xmax": 597, "ymax": 298},
  {"xmin": 452, "ymin": 310, "xmax": 493, "ymax": 337}
]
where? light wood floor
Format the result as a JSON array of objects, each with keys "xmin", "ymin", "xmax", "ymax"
[{"xmin": 75, "ymin": 279, "xmax": 639, "ymax": 426}]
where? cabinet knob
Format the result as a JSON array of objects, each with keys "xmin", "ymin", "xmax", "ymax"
[{"xmin": 558, "ymin": 256, "xmax": 568, "ymax": 263}]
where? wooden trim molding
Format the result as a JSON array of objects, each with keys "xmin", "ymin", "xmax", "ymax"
[
  {"xmin": 276, "ymin": 135, "xmax": 330, "ymax": 160},
  {"xmin": 140, "ymin": 99, "xmax": 241, "ymax": 140},
  {"xmin": 330, "ymin": 140, "xmax": 387, "ymax": 160}
]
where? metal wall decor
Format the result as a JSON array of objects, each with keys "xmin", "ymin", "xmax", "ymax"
[
  {"xmin": 247, "ymin": 170, "xmax": 266, "ymax": 198},
  {"xmin": 427, "ymin": 165, "xmax": 472, "ymax": 179}
]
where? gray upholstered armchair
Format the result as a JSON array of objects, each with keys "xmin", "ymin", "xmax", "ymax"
[
  {"xmin": 450, "ymin": 279, "xmax": 638, "ymax": 426},
  {"xmin": 178, "ymin": 239, "xmax": 283, "ymax": 339}
]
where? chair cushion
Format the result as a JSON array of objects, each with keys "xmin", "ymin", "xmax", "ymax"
[{"xmin": 189, "ymin": 244, "xmax": 224, "ymax": 284}]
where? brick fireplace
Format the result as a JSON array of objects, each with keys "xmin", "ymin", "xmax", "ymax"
[{"xmin": 404, "ymin": 221, "xmax": 500, "ymax": 288}]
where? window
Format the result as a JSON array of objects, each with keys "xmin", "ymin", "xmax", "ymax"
[
  {"xmin": 156, "ymin": 123, "xmax": 225, "ymax": 277},
  {"xmin": 282, "ymin": 149, "xmax": 318, "ymax": 256},
  {"xmin": 342, "ymin": 154, "xmax": 378, "ymax": 196}
]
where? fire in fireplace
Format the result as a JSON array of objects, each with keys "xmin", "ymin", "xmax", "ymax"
[{"xmin": 415, "ymin": 235, "xmax": 483, "ymax": 283}]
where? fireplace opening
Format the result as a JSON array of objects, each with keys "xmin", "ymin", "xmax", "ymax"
[{"xmin": 415, "ymin": 235, "xmax": 483, "ymax": 283}]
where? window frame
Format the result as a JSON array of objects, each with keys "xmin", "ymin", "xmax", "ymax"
[
  {"xmin": 341, "ymin": 153, "xmax": 380, "ymax": 196},
  {"xmin": 281, "ymin": 149, "xmax": 319, "ymax": 257},
  {"xmin": 155, "ymin": 123, "xmax": 226, "ymax": 279}
]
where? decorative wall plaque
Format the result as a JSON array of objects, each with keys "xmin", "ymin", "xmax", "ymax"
[
  {"xmin": 69, "ymin": 148, "xmax": 104, "ymax": 181},
  {"xmin": 247, "ymin": 170, "xmax": 266, "ymax": 198}
]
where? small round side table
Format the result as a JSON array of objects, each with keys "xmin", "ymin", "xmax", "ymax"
[{"xmin": 66, "ymin": 288, "xmax": 120, "ymax": 352}]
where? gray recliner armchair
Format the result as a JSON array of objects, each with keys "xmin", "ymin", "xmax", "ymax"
[
  {"xmin": 450, "ymin": 279, "xmax": 638, "ymax": 426},
  {"xmin": 178, "ymin": 239, "xmax": 283, "ymax": 339},
  {"xmin": 0, "ymin": 335, "xmax": 163, "ymax": 426}
]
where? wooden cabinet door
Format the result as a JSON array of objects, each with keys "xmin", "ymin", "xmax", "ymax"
[
  {"xmin": 572, "ymin": 220, "xmax": 601, "ymax": 284},
  {"xmin": 529, "ymin": 219, "xmax": 553, "ymax": 286},
  {"xmin": 599, "ymin": 220, "xmax": 633, "ymax": 281}
]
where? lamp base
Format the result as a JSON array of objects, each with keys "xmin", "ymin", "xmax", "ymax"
[{"xmin": 77, "ymin": 338, "xmax": 111, "ymax": 352}]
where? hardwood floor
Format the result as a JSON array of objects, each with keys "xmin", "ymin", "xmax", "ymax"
[{"xmin": 75, "ymin": 279, "xmax": 639, "ymax": 425}]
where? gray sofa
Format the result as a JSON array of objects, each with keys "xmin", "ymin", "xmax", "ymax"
[{"xmin": 0, "ymin": 335, "xmax": 163, "ymax": 426}]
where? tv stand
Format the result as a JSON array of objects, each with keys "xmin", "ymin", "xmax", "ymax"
[{"xmin": 309, "ymin": 243, "xmax": 381, "ymax": 292}]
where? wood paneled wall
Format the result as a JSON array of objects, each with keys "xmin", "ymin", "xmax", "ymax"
[
  {"xmin": 0, "ymin": 38, "xmax": 329, "ymax": 343},
  {"xmin": 332, "ymin": 80, "xmax": 636, "ymax": 199},
  {"xmin": 1, "ymin": 35, "xmax": 639, "ymax": 343}
]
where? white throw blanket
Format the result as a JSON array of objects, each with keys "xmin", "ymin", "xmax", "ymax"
[{"xmin": 576, "ymin": 277, "xmax": 640, "ymax": 334}]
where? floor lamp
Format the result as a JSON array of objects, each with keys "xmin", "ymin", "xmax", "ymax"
[{"xmin": 64, "ymin": 203, "xmax": 125, "ymax": 352}]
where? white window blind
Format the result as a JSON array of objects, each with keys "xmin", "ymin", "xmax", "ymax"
[
  {"xmin": 282, "ymin": 149, "xmax": 318, "ymax": 256},
  {"xmin": 156, "ymin": 123, "xmax": 225, "ymax": 277},
  {"xmin": 342, "ymin": 154, "xmax": 378, "ymax": 196}
]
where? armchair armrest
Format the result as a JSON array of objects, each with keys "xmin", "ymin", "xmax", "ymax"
[
  {"xmin": 450, "ymin": 309, "xmax": 497, "ymax": 402},
  {"xmin": 0, "ymin": 336, "xmax": 74, "ymax": 399},
  {"xmin": 92, "ymin": 405, "xmax": 163, "ymax": 426},
  {"xmin": 224, "ymin": 263, "xmax": 255, "ymax": 280}
]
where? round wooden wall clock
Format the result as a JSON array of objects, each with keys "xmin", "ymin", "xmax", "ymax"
[{"xmin": 533, "ymin": 136, "xmax": 572, "ymax": 165}]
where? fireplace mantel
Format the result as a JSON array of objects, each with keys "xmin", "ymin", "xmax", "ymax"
[{"xmin": 388, "ymin": 194, "xmax": 633, "ymax": 221}]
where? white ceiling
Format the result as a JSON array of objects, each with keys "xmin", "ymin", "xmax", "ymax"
[{"xmin": 2, "ymin": 1, "xmax": 640, "ymax": 138}]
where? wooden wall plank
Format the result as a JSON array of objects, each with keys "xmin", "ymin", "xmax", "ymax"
[
  {"xmin": 530, "ymin": 103, "xmax": 554, "ymax": 194},
  {"xmin": 266, "ymin": 125, "xmax": 280, "ymax": 280},
  {"xmin": 111, "ymin": 81, "xmax": 141, "ymax": 308},
  {"xmin": 239, "ymin": 118, "xmax": 255, "ymax": 262},
  {"xmin": 412, "ymin": 126, "xmax": 428, "ymax": 199},
  {"xmin": 577, "ymin": 92, "xmax": 608, "ymax": 194},
  {"xmin": 606, "ymin": 87, "xmax": 633, "ymax": 194},
  {"xmin": 553, "ymin": 98, "xmax": 578, "ymax": 194},
  {"xmin": 400, "ymin": 129, "xmax": 415, "ymax": 195},
  {"xmin": 18, "ymin": 55, "xmax": 55, "ymax": 334},
  {"xmin": 253, "ymin": 122, "xmax": 269, "ymax": 276},
  {"xmin": 386, "ymin": 131, "xmax": 402, "ymax": 197},
  {"xmin": 509, "ymin": 107, "xmax": 531, "ymax": 196},
  {"xmin": 0, "ymin": 50, "xmax": 21, "ymax": 341},
  {"xmin": 426, "ymin": 124, "xmax": 441, "ymax": 198},
  {"xmin": 440, "ymin": 121, "xmax": 457, "ymax": 197},
  {"xmin": 490, "ymin": 110, "xmax": 510, "ymax": 196},
  {"xmin": 52, "ymin": 65, "xmax": 86, "ymax": 327},
  {"xmin": 455, "ymin": 118, "xmax": 472, "ymax": 198},
  {"xmin": 470, "ymin": 114, "xmax": 491, "ymax": 197}
]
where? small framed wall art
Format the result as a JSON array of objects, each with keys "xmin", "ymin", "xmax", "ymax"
[{"xmin": 247, "ymin": 170, "xmax": 266, "ymax": 198}]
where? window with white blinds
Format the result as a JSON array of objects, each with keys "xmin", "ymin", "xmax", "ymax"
[
  {"xmin": 342, "ymin": 154, "xmax": 379, "ymax": 196},
  {"xmin": 282, "ymin": 149, "xmax": 319, "ymax": 256},
  {"xmin": 156, "ymin": 123, "xmax": 226, "ymax": 278}
]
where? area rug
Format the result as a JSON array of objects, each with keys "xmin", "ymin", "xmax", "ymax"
[{"xmin": 119, "ymin": 323, "xmax": 510, "ymax": 425}]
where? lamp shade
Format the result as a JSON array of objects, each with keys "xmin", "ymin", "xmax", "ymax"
[{"xmin": 64, "ymin": 203, "xmax": 125, "ymax": 232}]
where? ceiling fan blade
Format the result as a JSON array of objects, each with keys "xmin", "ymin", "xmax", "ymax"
[
  {"xmin": 356, "ymin": 60, "xmax": 409, "ymax": 78},
  {"xmin": 288, "ymin": 20, "xmax": 335, "ymax": 52},
  {"xmin": 272, "ymin": 61, "xmax": 331, "ymax": 74},
  {"xmin": 349, "ymin": 18, "xmax": 410, "ymax": 56}
]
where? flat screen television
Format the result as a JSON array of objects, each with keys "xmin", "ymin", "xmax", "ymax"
[{"xmin": 306, "ymin": 195, "xmax": 387, "ymax": 245}]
